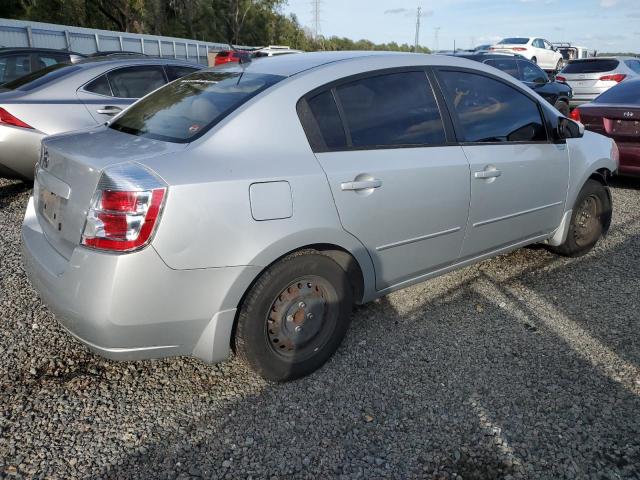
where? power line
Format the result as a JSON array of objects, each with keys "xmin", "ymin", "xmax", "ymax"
[
  {"xmin": 434, "ymin": 26, "xmax": 441, "ymax": 52},
  {"xmin": 310, "ymin": 0, "xmax": 321, "ymax": 39}
]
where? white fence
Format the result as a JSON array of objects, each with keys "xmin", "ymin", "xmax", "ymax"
[{"xmin": 0, "ymin": 18, "xmax": 236, "ymax": 65}]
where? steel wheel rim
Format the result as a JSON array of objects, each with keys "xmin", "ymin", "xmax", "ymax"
[
  {"xmin": 574, "ymin": 195, "xmax": 600, "ymax": 247},
  {"xmin": 265, "ymin": 276, "xmax": 338, "ymax": 361}
]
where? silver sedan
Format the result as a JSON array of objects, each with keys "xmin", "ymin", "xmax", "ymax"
[
  {"xmin": 0, "ymin": 57, "xmax": 201, "ymax": 179},
  {"xmin": 22, "ymin": 52, "xmax": 618, "ymax": 381}
]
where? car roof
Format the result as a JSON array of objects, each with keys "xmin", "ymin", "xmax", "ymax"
[
  {"xmin": 73, "ymin": 56, "xmax": 200, "ymax": 67},
  {"xmin": 0, "ymin": 47, "xmax": 82, "ymax": 55},
  {"xmin": 453, "ymin": 53, "xmax": 526, "ymax": 61}
]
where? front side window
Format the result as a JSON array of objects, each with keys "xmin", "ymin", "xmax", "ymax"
[
  {"xmin": 110, "ymin": 70, "xmax": 284, "ymax": 143},
  {"xmin": 107, "ymin": 66, "xmax": 167, "ymax": 98},
  {"xmin": 519, "ymin": 61, "xmax": 548, "ymax": 83},
  {"xmin": 334, "ymin": 71, "xmax": 446, "ymax": 148},
  {"xmin": 439, "ymin": 70, "xmax": 547, "ymax": 143}
]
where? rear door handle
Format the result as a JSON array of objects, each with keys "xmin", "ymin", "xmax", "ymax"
[
  {"xmin": 341, "ymin": 179, "xmax": 383, "ymax": 191},
  {"xmin": 474, "ymin": 169, "xmax": 502, "ymax": 179},
  {"xmin": 96, "ymin": 106, "xmax": 123, "ymax": 115}
]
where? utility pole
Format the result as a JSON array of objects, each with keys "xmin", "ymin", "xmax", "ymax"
[
  {"xmin": 311, "ymin": 0, "xmax": 321, "ymax": 39},
  {"xmin": 434, "ymin": 26, "xmax": 441, "ymax": 52},
  {"xmin": 414, "ymin": 6, "xmax": 422, "ymax": 53}
]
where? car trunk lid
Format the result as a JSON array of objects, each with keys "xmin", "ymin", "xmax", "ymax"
[
  {"xmin": 579, "ymin": 104, "xmax": 640, "ymax": 143},
  {"xmin": 34, "ymin": 126, "xmax": 185, "ymax": 260}
]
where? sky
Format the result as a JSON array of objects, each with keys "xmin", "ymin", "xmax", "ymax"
[{"xmin": 283, "ymin": 0, "xmax": 640, "ymax": 53}]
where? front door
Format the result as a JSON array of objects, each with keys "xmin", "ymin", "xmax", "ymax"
[
  {"xmin": 436, "ymin": 69, "xmax": 569, "ymax": 258},
  {"xmin": 300, "ymin": 69, "xmax": 471, "ymax": 289}
]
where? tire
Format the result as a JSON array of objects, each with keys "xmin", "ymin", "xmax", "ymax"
[
  {"xmin": 531, "ymin": 56, "xmax": 537, "ymax": 64},
  {"xmin": 235, "ymin": 252, "xmax": 354, "ymax": 382},
  {"xmin": 549, "ymin": 179, "xmax": 611, "ymax": 257},
  {"xmin": 554, "ymin": 99, "xmax": 570, "ymax": 117},
  {"xmin": 555, "ymin": 59, "xmax": 564, "ymax": 72}
]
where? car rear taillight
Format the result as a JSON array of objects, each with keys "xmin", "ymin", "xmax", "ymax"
[
  {"xmin": 0, "ymin": 107, "xmax": 33, "ymax": 129},
  {"xmin": 599, "ymin": 74, "xmax": 626, "ymax": 83},
  {"xmin": 511, "ymin": 47, "xmax": 527, "ymax": 51},
  {"xmin": 570, "ymin": 107, "xmax": 581, "ymax": 122},
  {"xmin": 81, "ymin": 163, "xmax": 167, "ymax": 253},
  {"xmin": 555, "ymin": 75, "xmax": 567, "ymax": 83}
]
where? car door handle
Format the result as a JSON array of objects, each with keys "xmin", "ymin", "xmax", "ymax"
[
  {"xmin": 474, "ymin": 169, "xmax": 502, "ymax": 179},
  {"xmin": 341, "ymin": 179, "xmax": 383, "ymax": 191},
  {"xmin": 96, "ymin": 106, "xmax": 122, "ymax": 115}
]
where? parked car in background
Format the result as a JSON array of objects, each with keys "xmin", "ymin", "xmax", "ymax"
[
  {"xmin": 490, "ymin": 37, "xmax": 564, "ymax": 71},
  {"xmin": 552, "ymin": 43, "xmax": 595, "ymax": 62},
  {"xmin": 454, "ymin": 53, "xmax": 572, "ymax": 115},
  {"xmin": 0, "ymin": 57, "xmax": 202, "ymax": 180},
  {"xmin": 213, "ymin": 49, "xmax": 252, "ymax": 66},
  {"xmin": 571, "ymin": 78, "xmax": 640, "ymax": 177},
  {"xmin": 557, "ymin": 57, "xmax": 640, "ymax": 108},
  {"xmin": 22, "ymin": 52, "xmax": 616, "ymax": 382},
  {"xmin": 253, "ymin": 45, "xmax": 303, "ymax": 57},
  {"xmin": 472, "ymin": 44, "xmax": 492, "ymax": 52},
  {"xmin": 0, "ymin": 47, "xmax": 84, "ymax": 84}
]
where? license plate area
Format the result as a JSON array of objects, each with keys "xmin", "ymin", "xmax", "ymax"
[
  {"xmin": 40, "ymin": 189, "xmax": 64, "ymax": 232},
  {"xmin": 606, "ymin": 118, "xmax": 640, "ymax": 136}
]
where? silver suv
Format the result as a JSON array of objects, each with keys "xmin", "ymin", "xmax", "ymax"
[{"xmin": 23, "ymin": 52, "xmax": 618, "ymax": 381}]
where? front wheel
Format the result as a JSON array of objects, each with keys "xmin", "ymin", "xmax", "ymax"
[
  {"xmin": 235, "ymin": 252, "xmax": 353, "ymax": 381},
  {"xmin": 555, "ymin": 59, "xmax": 565, "ymax": 72},
  {"xmin": 549, "ymin": 179, "xmax": 611, "ymax": 257}
]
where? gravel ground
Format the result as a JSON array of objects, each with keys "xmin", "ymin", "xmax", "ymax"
[{"xmin": 1, "ymin": 177, "xmax": 639, "ymax": 480}]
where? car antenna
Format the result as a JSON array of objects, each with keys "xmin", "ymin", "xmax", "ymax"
[{"xmin": 228, "ymin": 42, "xmax": 251, "ymax": 65}]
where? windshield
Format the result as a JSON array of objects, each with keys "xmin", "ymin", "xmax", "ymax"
[
  {"xmin": 1, "ymin": 63, "xmax": 78, "ymax": 91},
  {"xmin": 110, "ymin": 70, "xmax": 284, "ymax": 143},
  {"xmin": 594, "ymin": 80, "xmax": 640, "ymax": 105},
  {"xmin": 498, "ymin": 38, "xmax": 529, "ymax": 45}
]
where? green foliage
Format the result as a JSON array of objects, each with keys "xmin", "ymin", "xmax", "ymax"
[{"xmin": 1, "ymin": 0, "xmax": 430, "ymax": 53}]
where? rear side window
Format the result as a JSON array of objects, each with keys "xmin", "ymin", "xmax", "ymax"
[
  {"xmin": 594, "ymin": 80, "xmax": 640, "ymax": 105},
  {"xmin": 85, "ymin": 74, "xmax": 112, "ymax": 95},
  {"xmin": 107, "ymin": 66, "xmax": 166, "ymax": 98},
  {"xmin": 334, "ymin": 71, "xmax": 446, "ymax": 148},
  {"xmin": 165, "ymin": 65, "xmax": 200, "ymax": 82},
  {"xmin": 0, "ymin": 54, "xmax": 31, "ymax": 83},
  {"xmin": 110, "ymin": 70, "xmax": 284, "ymax": 143},
  {"xmin": 484, "ymin": 59, "xmax": 520, "ymax": 79},
  {"xmin": 439, "ymin": 70, "xmax": 547, "ymax": 143},
  {"xmin": 562, "ymin": 59, "xmax": 620, "ymax": 74},
  {"xmin": 307, "ymin": 91, "xmax": 347, "ymax": 149},
  {"xmin": 519, "ymin": 61, "xmax": 548, "ymax": 83},
  {"xmin": 0, "ymin": 63, "xmax": 80, "ymax": 91}
]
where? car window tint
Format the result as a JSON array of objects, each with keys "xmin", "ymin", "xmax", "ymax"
[
  {"xmin": 561, "ymin": 59, "xmax": 619, "ymax": 74},
  {"xmin": 0, "ymin": 63, "xmax": 79, "ymax": 91},
  {"xmin": 439, "ymin": 70, "xmax": 547, "ymax": 143},
  {"xmin": 484, "ymin": 59, "xmax": 520, "ymax": 79},
  {"xmin": 0, "ymin": 54, "xmax": 31, "ymax": 83},
  {"xmin": 519, "ymin": 61, "xmax": 548, "ymax": 83},
  {"xmin": 335, "ymin": 71, "xmax": 446, "ymax": 148},
  {"xmin": 593, "ymin": 79, "xmax": 640, "ymax": 105},
  {"xmin": 499, "ymin": 38, "xmax": 529, "ymax": 45},
  {"xmin": 107, "ymin": 66, "xmax": 166, "ymax": 98},
  {"xmin": 307, "ymin": 90, "xmax": 347, "ymax": 149},
  {"xmin": 38, "ymin": 54, "xmax": 69, "ymax": 68},
  {"xmin": 165, "ymin": 65, "xmax": 200, "ymax": 82},
  {"xmin": 85, "ymin": 74, "xmax": 112, "ymax": 96},
  {"xmin": 110, "ymin": 71, "xmax": 284, "ymax": 143}
]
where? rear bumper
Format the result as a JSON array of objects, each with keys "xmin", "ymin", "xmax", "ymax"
[
  {"xmin": 22, "ymin": 197, "xmax": 260, "ymax": 363},
  {"xmin": 0, "ymin": 125, "xmax": 43, "ymax": 180},
  {"xmin": 617, "ymin": 143, "xmax": 640, "ymax": 177}
]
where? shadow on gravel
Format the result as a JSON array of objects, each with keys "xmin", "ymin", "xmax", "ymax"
[
  {"xmin": 610, "ymin": 176, "xmax": 640, "ymax": 191},
  {"xmin": 0, "ymin": 180, "xmax": 32, "ymax": 209},
  {"xmin": 102, "ymin": 230, "xmax": 640, "ymax": 480}
]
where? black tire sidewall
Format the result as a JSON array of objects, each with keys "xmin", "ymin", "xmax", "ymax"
[{"xmin": 236, "ymin": 254, "xmax": 353, "ymax": 382}]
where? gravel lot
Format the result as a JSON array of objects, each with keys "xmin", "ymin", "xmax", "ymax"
[{"xmin": 1, "ymin": 177, "xmax": 639, "ymax": 480}]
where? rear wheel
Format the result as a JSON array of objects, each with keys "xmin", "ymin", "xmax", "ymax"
[
  {"xmin": 554, "ymin": 99, "xmax": 570, "ymax": 116},
  {"xmin": 235, "ymin": 252, "xmax": 353, "ymax": 381},
  {"xmin": 531, "ymin": 56, "xmax": 537, "ymax": 64},
  {"xmin": 549, "ymin": 179, "xmax": 611, "ymax": 257}
]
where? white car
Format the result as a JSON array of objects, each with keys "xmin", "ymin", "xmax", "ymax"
[
  {"xmin": 490, "ymin": 37, "xmax": 565, "ymax": 71},
  {"xmin": 254, "ymin": 45, "xmax": 303, "ymax": 58}
]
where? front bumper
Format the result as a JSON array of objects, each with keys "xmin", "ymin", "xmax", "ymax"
[
  {"xmin": 0, "ymin": 125, "xmax": 44, "ymax": 180},
  {"xmin": 22, "ymin": 197, "xmax": 260, "ymax": 363}
]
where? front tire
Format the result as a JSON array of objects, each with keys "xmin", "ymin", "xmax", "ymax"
[
  {"xmin": 555, "ymin": 59, "xmax": 564, "ymax": 72},
  {"xmin": 549, "ymin": 179, "xmax": 611, "ymax": 257},
  {"xmin": 235, "ymin": 252, "xmax": 353, "ymax": 381}
]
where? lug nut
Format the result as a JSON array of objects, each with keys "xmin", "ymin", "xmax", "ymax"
[
  {"xmin": 307, "ymin": 313, "xmax": 314, "ymax": 320},
  {"xmin": 286, "ymin": 315, "xmax": 293, "ymax": 322},
  {"xmin": 295, "ymin": 326, "xmax": 303, "ymax": 333},
  {"xmin": 298, "ymin": 302, "xmax": 306, "ymax": 308}
]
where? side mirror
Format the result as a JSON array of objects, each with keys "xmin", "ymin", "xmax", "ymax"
[{"xmin": 557, "ymin": 117, "xmax": 584, "ymax": 139}]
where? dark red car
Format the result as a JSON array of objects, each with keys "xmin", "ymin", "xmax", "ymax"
[
  {"xmin": 571, "ymin": 78, "xmax": 640, "ymax": 177},
  {"xmin": 213, "ymin": 49, "xmax": 252, "ymax": 66}
]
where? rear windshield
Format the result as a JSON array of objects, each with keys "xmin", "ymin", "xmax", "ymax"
[
  {"xmin": 593, "ymin": 80, "xmax": 640, "ymax": 105},
  {"xmin": 498, "ymin": 38, "xmax": 529, "ymax": 45},
  {"xmin": 561, "ymin": 59, "xmax": 619, "ymax": 74},
  {"xmin": 110, "ymin": 70, "xmax": 284, "ymax": 143},
  {"xmin": 1, "ymin": 63, "xmax": 78, "ymax": 91}
]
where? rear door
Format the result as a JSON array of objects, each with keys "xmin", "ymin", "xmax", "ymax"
[
  {"xmin": 299, "ymin": 68, "xmax": 471, "ymax": 289},
  {"xmin": 77, "ymin": 65, "xmax": 168, "ymax": 122},
  {"xmin": 435, "ymin": 68, "xmax": 569, "ymax": 258}
]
